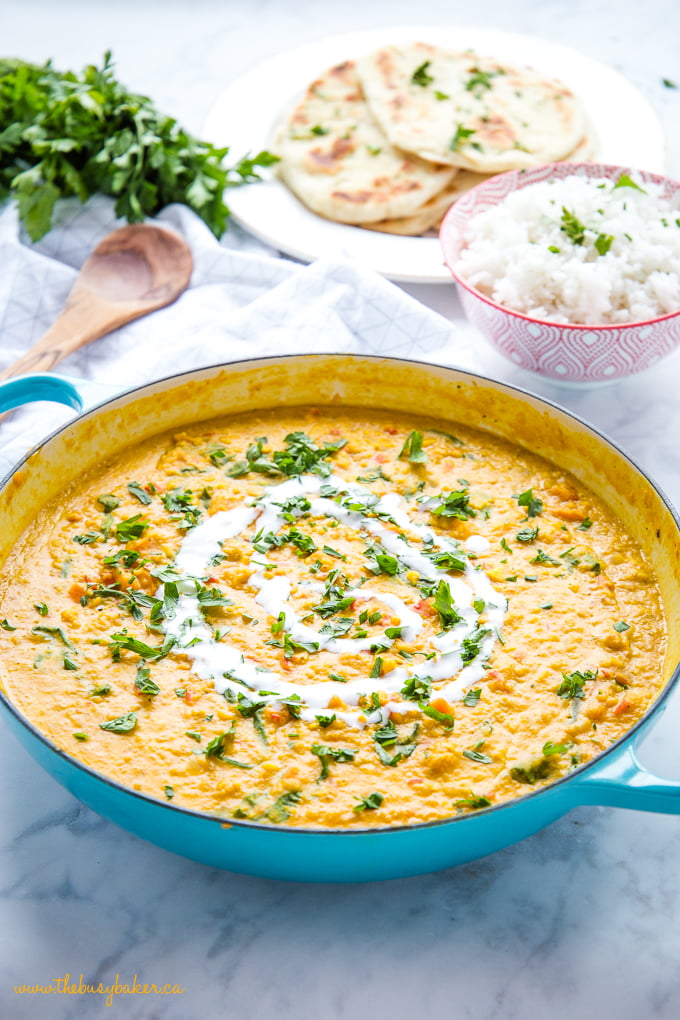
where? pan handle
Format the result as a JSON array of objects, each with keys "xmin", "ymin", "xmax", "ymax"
[
  {"xmin": 0, "ymin": 373, "xmax": 119, "ymax": 415},
  {"xmin": 568, "ymin": 739, "xmax": 680, "ymax": 813}
]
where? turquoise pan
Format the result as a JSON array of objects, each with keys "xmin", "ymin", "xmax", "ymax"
[{"xmin": 0, "ymin": 355, "xmax": 679, "ymax": 883}]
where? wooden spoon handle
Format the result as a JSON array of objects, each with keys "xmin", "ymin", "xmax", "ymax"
[{"xmin": 0, "ymin": 290, "xmax": 143, "ymax": 381}]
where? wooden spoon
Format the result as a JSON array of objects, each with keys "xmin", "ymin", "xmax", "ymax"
[{"xmin": 0, "ymin": 223, "xmax": 193, "ymax": 380}]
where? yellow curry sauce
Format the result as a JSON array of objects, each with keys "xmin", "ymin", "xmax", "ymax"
[{"xmin": 0, "ymin": 408, "xmax": 665, "ymax": 827}]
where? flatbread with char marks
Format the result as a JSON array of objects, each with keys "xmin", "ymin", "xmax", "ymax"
[
  {"xmin": 275, "ymin": 60, "xmax": 457, "ymax": 225},
  {"xmin": 356, "ymin": 42, "xmax": 588, "ymax": 174}
]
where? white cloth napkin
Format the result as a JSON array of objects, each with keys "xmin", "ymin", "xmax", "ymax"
[{"xmin": 0, "ymin": 194, "xmax": 460, "ymax": 476}]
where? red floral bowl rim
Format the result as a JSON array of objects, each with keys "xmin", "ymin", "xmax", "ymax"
[{"xmin": 439, "ymin": 161, "xmax": 680, "ymax": 332}]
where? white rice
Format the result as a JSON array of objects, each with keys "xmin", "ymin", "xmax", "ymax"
[{"xmin": 455, "ymin": 172, "xmax": 680, "ymax": 325}]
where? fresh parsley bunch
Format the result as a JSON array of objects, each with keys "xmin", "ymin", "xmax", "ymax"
[{"xmin": 0, "ymin": 52, "xmax": 277, "ymax": 241}]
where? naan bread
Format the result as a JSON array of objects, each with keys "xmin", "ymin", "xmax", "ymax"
[
  {"xmin": 356, "ymin": 42, "xmax": 587, "ymax": 174},
  {"xmin": 363, "ymin": 180, "xmax": 468, "ymax": 235},
  {"xmin": 275, "ymin": 60, "xmax": 457, "ymax": 225},
  {"xmin": 364, "ymin": 125, "xmax": 599, "ymax": 237}
]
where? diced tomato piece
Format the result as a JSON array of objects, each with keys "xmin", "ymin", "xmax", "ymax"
[{"xmin": 613, "ymin": 697, "xmax": 631, "ymax": 716}]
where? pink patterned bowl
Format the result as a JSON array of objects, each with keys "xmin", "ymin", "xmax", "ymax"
[{"xmin": 440, "ymin": 162, "xmax": 680, "ymax": 384}]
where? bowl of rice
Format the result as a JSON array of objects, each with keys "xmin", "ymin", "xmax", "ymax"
[{"xmin": 440, "ymin": 162, "xmax": 680, "ymax": 383}]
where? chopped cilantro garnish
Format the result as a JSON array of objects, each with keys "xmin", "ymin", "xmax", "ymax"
[
  {"xmin": 614, "ymin": 173, "xmax": 647, "ymax": 194},
  {"xmin": 401, "ymin": 675, "xmax": 432, "ymax": 701},
  {"xmin": 463, "ymin": 688, "xmax": 481, "ymax": 707},
  {"xmin": 135, "ymin": 665, "xmax": 160, "ymax": 696},
  {"xmin": 516, "ymin": 489, "xmax": 543, "ymax": 517},
  {"xmin": 88, "ymin": 683, "xmax": 111, "ymax": 697},
  {"xmin": 353, "ymin": 792, "xmax": 384, "ymax": 812},
  {"xmin": 463, "ymin": 748, "xmax": 493, "ymax": 764},
  {"xmin": 433, "ymin": 579, "xmax": 462, "ymax": 630},
  {"xmin": 466, "ymin": 67, "xmax": 497, "ymax": 92},
  {"xmin": 323, "ymin": 544, "xmax": 346, "ymax": 560},
  {"xmin": 454, "ymin": 795, "xmax": 491, "ymax": 809},
  {"xmin": 431, "ymin": 489, "xmax": 474, "ymax": 520},
  {"xmin": 115, "ymin": 514, "xmax": 149, "ymax": 542},
  {"xmin": 421, "ymin": 703, "xmax": 454, "ymax": 729},
  {"xmin": 450, "ymin": 125, "xmax": 476, "ymax": 151},
  {"xmin": 543, "ymin": 741, "xmax": 568, "ymax": 756},
  {"xmin": 560, "ymin": 206, "xmax": 587, "ymax": 245},
  {"xmin": 556, "ymin": 669, "xmax": 598, "ymax": 700},
  {"xmin": 127, "ymin": 481, "xmax": 152, "ymax": 505},
  {"xmin": 595, "ymin": 233, "xmax": 614, "ymax": 255},
  {"xmin": 97, "ymin": 493, "xmax": 120, "ymax": 512},
  {"xmin": 398, "ymin": 430, "xmax": 427, "ymax": 464},
  {"xmin": 100, "ymin": 711, "xmax": 137, "ymax": 734},
  {"xmin": 411, "ymin": 61, "xmax": 433, "ymax": 87},
  {"xmin": 311, "ymin": 743, "xmax": 355, "ymax": 780}
]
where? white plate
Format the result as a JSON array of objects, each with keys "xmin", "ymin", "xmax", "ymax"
[{"xmin": 204, "ymin": 25, "xmax": 666, "ymax": 284}]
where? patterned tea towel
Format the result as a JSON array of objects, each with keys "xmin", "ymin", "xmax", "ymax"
[{"xmin": 0, "ymin": 194, "xmax": 462, "ymax": 477}]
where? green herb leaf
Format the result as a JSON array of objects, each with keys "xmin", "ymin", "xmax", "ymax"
[
  {"xmin": 88, "ymin": 683, "xmax": 111, "ymax": 697},
  {"xmin": 450, "ymin": 125, "xmax": 476, "ymax": 151},
  {"xmin": 420, "ymin": 702, "xmax": 454, "ymax": 729},
  {"xmin": 543, "ymin": 741, "xmax": 568, "ymax": 755},
  {"xmin": 463, "ymin": 748, "xmax": 493, "ymax": 764},
  {"xmin": 100, "ymin": 711, "xmax": 137, "ymax": 734},
  {"xmin": 433, "ymin": 579, "xmax": 462, "ymax": 630},
  {"xmin": 32, "ymin": 624, "xmax": 76, "ymax": 649},
  {"xmin": 135, "ymin": 664, "xmax": 160, "ymax": 696},
  {"xmin": 613, "ymin": 173, "xmax": 647, "ymax": 194},
  {"xmin": 127, "ymin": 481, "xmax": 152, "ymax": 505},
  {"xmin": 516, "ymin": 526, "xmax": 539, "ymax": 543},
  {"xmin": 116, "ymin": 514, "xmax": 149, "ymax": 542},
  {"xmin": 463, "ymin": 688, "xmax": 481, "ymax": 707},
  {"xmin": 401, "ymin": 675, "xmax": 432, "ymax": 701},
  {"xmin": 97, "ymin": 494, "xmax": 120, "ymax": 512},
  {"xmin": 560, "ymin": 206, "xmax": 587, "ymax": 245},
  {"xmin": 454, "ymin": 795, "xmax": 491, "ymax": 809},
  {"xmin": 431, "ymin": 489, "xmax": 474, "ymax": 520},
  {"xmin": 516, "ymin": 489, "xmax": 543, "ymax": 517},
  {"xmin": 594, "ymin": 233, "xmax": 614, "ymax": 255},
  {"xmin": 353, "ymin": 792, "xmax": 384, "ymax": 812},
  {"xmin": 311, "ymin": 743, "xmax": 355, "ymax": 780},
  {"xmin": 265, "ymin": 790, "xmax": 301, "ymax": 822},
  {"xmin": 556, "ymin": 668, "xmax": 598, "ymax": 700},
  {"xmin": 398, "ymin": 430, "xmax": 427, "ymax": 464},
  {"xmin": 411, "ymin": 61, "xmax": 433, "ymax": 87}
]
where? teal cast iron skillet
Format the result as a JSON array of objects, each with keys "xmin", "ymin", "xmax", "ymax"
[{"xmin": 0, "ymin": 355, "xmax": 678, "ymax": 883}]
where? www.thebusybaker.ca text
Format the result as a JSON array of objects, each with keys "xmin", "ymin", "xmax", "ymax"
[{"xmin": 14, "ymin": 973, "xmax": 185, "ymax": 1007}]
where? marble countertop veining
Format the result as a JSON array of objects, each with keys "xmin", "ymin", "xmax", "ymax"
[{"xmin": 2, "ymin": 1, "xmax": 680, "ymax": 1017}]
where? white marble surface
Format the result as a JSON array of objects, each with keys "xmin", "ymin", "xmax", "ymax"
[{"xmin": 2, "ymin": 1, "xmax": 680, "ymax": 1017}]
